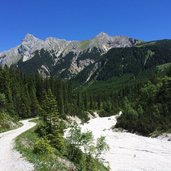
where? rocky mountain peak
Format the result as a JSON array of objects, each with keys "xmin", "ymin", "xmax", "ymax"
[
  {"xmin": 96, "ymin": 32, "xmax": 109, "ymax": 38},
  {"xmin": 22, "ymin": 33, "xmax": 40, "ymax": 43},
  {"xmin": 0, "ymin": 32, "xmax": 140, "ymax": 70}
]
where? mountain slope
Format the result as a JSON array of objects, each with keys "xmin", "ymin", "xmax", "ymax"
[
  {"xmin": 1, "ymin": 34, "xmax": 171, "ymax": 85},
  {"xmin": 73, "ymin": 40, "xmax": 171, "ymax": 84},
  {"xmin": 0, "ymin": 33, "xmax": 139, "ymax": 79}
]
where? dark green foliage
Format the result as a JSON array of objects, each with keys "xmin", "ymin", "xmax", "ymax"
[
  {"xmin": 33, "ymin": 138, "xmax": 54, "ymax": 155},
  {"xmin": 75, "ymin": 63, "xmax": 171, "ymax": 136},
  {"xmin": 0, "ymin": 66, "xmax": 80, "ymax": 120},
  {"xmin": 116, "ymin": 76, "xmax": 171, "ymax": 136},
  {"xmin": 0, "ymin": 93, "xmax": 16, "ymax": 131}
]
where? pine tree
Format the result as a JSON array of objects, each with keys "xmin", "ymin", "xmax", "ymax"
[{"xmin": 41, "ymin": 89, "xmax": 59, "ymax": 133}]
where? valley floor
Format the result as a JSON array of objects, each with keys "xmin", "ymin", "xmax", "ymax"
[
  {"xmin": 80, "ymin": 114, "xmax": 171, "ymax": 171},
  {"xmin": 0, "ymin": 119, "xmax": 36, "ymax": 171}
]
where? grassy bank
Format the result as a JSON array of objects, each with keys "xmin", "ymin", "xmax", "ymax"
[
  {"xmin": 15, "ymin": 121, "xmax": 70, "ymax": 171},
  {"xmin": 15, "ymin": 120, "xmax": 109, "ymax": 171}
]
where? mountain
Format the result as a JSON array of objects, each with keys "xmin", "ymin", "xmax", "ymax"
[
  {"xmin": 73, "ymin": 39, "xmax": 171, "ymax": 84},
  {"xmin": 0, "ymin": 33, "xmax": 140, "ymax": 78},
  {"xmin": 2, "ymin": 33, "xmax": 171, "ymax": 86}
]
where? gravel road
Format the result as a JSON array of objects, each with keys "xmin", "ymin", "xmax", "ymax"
[{"xmin": 0, "ymin": 119, "xmax": 36, "ymax": 171}]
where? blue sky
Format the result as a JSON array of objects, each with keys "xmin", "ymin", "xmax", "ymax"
[{"xmin": 0, "ymin": 0, "xmax": 171, "ymax": 51}]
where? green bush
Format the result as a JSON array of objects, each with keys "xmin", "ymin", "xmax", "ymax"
[
  {"xmin": 35, "ymin": 122, "xmax": 48, "ymax": 137},
  {"xmin": 48, "ymin": 132, "xmax": 66, "ymax": 155},
  {"xmin": 86, "ymin": 155, "xmax": 98, "ymax": 171},
  {"xmin": 33, "ymin": 138, "xmax": 54, "ymax": 155}
]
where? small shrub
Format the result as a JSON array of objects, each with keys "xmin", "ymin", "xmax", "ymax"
[
  {"xmin": 33, "ymin": 138, "xmax": 54, "ymax": 155},
  {"xmin": 48, "ymin": 132, "xmax": 66, "ymax": 155}
]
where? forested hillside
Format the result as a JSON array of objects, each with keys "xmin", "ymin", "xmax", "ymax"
[
  {"xmin": 74, "ymin": 40, "xmax": 171, "ymax": 84},
  {"xmin": 74, "ymin": 40, "xmax": 171, "ymax": 136},
  {"xmin": 73, "ymin": 64, "xmax": 171, "ymax": 136},
  {"xmin": 0, "ymin": 67, "xmax": 73, "ymax": 131},
  {"xmin": 116, "ymin": 66, "xmax": 171, "ymax": 136},
  {"xmin": 0, "ymin": 67, "xmax": 110, "ymax": 170}
]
